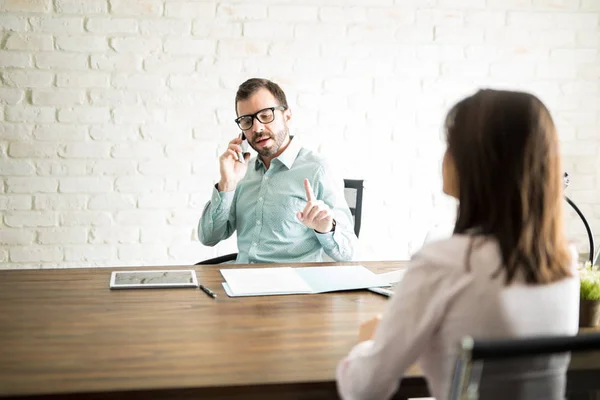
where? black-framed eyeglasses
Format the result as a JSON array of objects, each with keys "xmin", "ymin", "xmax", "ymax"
[{"xmin": 234, "ymin": 106, "xmax": 286, "ymax": 131}]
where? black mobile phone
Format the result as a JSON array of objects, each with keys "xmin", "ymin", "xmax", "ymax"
[{"xmin": 237, "ymin": 133, "xmax": 248, "ymax": 163}]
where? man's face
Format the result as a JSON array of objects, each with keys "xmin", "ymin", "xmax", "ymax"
[{"xmin": 236, "ymin": 88, "xmax": 291, "ymax": 159}]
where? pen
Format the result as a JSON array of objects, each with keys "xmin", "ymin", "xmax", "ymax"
[{"xmin": 199, "ymin": 284, "xmax": 217, "ymax": 299}]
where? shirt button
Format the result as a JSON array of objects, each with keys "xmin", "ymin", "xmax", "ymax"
[
  {"xmin": 252, "ymin": 242, "xmax": 257, "ymax": 247},
  {"xmin": 264, "ymin": 176, "xmax": 269, "ymax": 180},
  {"xmin": 258, "ymin": 197, "xmax": 263, "ymax": 202},
  {"xmin": 256, "ymin": 220, "xmax": 261, "ymax": 225}
]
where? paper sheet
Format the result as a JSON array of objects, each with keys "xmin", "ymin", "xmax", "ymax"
[
  {"xmin": 220, "ymin": 267, "xmax": 313, "ymax": 296},
  {"xmin": 297, "ymin": 265, "xmax": 389, "ymax": 293},
  {"xmin": 368, "ymin": 269, "xmax": 407, "ymax": 297},
  {"xmin": 377, "ymin": 269, "xmax": 406, "ymax": 285}
]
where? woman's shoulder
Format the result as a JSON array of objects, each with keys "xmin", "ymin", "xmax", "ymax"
[
  {"xmin": 411, "ymin": 235, "xmax": 579, "ymax": 283},
  {"xmin": 411, "ymin": 234, "xmax": 501, "ymax": 274}
]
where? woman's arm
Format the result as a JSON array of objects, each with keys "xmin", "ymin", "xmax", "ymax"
[{"xmin": 336, "ymin": 256, "xmax": 471, "ymax": 400}]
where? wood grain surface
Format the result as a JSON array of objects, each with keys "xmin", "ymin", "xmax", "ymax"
[{"xmin": 0, "ymin": 261, "xmax": 429, "ymax": 399}]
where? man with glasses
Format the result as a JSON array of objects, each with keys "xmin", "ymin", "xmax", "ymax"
[{"xmin": 198, "ymin": 78, "xmax": 357, "ymax": 263}]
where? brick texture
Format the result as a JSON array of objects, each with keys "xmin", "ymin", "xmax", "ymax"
[{"xmin": 0, "ymin": 0, "xmax": 598, "ymax": 268}]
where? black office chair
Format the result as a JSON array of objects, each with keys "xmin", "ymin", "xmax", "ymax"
[
  {"xmin": 343, "ymin": 179, "xmax": 364, "ymax": 238},
  {"xmin": 449, "ymin": 332, "xmax": 600, "ymax": 400},
  {"xmin": 195, "ymin": 179, "xmax": 364, "ymax": 265}
]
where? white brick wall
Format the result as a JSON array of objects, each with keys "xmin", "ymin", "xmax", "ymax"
[{"xmin": 0, "ymin": 0, "xmax": 599, "ymax": 269}]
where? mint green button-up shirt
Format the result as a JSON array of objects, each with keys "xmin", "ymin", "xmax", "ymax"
[{"xmin": 198, "ymin": 138, "xmax": 357, "ymax": 264}]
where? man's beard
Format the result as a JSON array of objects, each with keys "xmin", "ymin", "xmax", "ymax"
[{"xmin": 251, "ymin": 127, "xmax": 289, "ymax": 158}]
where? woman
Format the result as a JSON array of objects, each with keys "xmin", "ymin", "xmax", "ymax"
[{"xmin": 336, "ymin": 89, "xmax": 580, "ymax": 400}]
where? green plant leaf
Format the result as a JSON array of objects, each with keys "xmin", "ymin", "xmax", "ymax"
[{"xmin": 579, "ymin": 262, "xmax": 600, "ymax": 300}]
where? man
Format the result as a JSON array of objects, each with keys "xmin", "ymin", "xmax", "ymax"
[{"xmin": 198, "ymin": 78, "xmax": 357, "ymax": 263}]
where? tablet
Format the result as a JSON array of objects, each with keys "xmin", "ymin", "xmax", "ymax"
[{"xmin": 109, "ymin": 270, "xmax": 198, "ymax": 289}]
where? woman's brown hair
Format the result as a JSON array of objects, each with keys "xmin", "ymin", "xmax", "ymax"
[{"xmin": 445, "ymin": 89, "xmax": 572, "ymax": 285}]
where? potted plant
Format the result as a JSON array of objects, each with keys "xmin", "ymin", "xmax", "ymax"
[{"xmin": 579, "ymin": 262, "xmax": 600, "ymax": 327}]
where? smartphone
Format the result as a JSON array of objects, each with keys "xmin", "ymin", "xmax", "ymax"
[{"xmin": 237, "ymin": 133, "xmax": 248, "ymax": 164}]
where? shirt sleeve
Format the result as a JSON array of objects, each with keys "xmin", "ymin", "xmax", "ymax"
[
  {"xmin": 335, "ymin": 255, "xmax": 472, "ymax": 400},
  {"xmin": 312, "ymin": 165, "xmax": 358, "ymax": 262},
  {"xmin": 198, "ymin": 184, "xmax": 237, "ymax": 246}
]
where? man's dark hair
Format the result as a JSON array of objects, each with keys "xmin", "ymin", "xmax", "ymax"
[{"xmin": 235, "ymin": 78, "xmax": 288, "ymax": 115}]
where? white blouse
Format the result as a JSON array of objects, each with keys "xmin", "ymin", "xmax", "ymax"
[{"xmin": 336, "ymin": 235, "xmax": 580, "ymax": 400}]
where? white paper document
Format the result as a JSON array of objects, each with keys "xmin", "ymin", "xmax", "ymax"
[
  {"xmin": 221, "ymin": 267, "xmax": 313, "ymax": 296},
  {"xmin": 377, "ymin": 269, "xmax": 406, "ymax": 285},
  {"xmin": 221, "ymin": 265, "xmax": 390, "ymax": 297},
  {"xmin": 368, "ymin": 269, "xmax": 407, "ymax": 297}
]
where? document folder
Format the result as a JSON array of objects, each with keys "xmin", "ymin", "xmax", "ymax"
[{"xmin": 221, "ymin": 265, "xmax": 390, "ymax": 297}]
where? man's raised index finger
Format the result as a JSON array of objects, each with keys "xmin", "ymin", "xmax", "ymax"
[{"xmin": 304, "ymin": 178, "xmax": 315, "ymax": 201}]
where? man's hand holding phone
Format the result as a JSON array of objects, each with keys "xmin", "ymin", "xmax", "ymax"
[
  {"xmin": 297, "ymin": 178, "xmax": 335, "ymax": 233},
  {"xmin": 236, "ymin": 133, "xmax": 249, "ymax": 164},
  {"xmin": 218, "ymin": 134, "xmax": 250, "ymax": 192}
]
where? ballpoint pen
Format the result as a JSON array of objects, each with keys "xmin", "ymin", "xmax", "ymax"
[{"xmin": 199, "ymin": 284, "xmax": 217, "ymax": 299}]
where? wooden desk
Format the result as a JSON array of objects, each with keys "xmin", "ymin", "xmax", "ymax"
[{"xmin": 0, "ymin": 261, "xmax": 429, "ymax": 400}]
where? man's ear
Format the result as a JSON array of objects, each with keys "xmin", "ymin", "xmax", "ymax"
[{"xmin": 284, "ymin": 107, "xmax": 292, "ymax": 123}]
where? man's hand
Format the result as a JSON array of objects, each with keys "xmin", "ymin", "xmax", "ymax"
[
  {"xmin": 218, "ymin": 136, "xmax": 250, "ymax": 192},
  {"xmin": 296, "ymin": 178, "xmax": 334, "ymax": 233},
  {"xmin": 358, "ymin": 315, "xmax": 381, "ymax": 343}
]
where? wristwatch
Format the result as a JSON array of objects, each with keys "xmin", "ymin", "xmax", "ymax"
[{"xmin": 316, "ymin": 219, "xmax": 336, "ymax": 234}]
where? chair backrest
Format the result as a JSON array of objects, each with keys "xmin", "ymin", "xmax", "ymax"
[
  {"xmin": 450, "ymin": 333, "xmax": 600, "ymax": 400},
  {"xmin": 343, "ymin": 179, "xmax": 364, "ymax": 238}
]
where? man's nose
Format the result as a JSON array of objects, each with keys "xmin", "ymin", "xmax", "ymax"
[{"xmin": 251, "ymin": 117, "xmax": 265, "ymax": 133}]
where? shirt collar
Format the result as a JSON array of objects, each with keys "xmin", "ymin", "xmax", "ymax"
[{"xmin": 254, "ymin": 136, "xmax": 301, "ymax": 171}]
